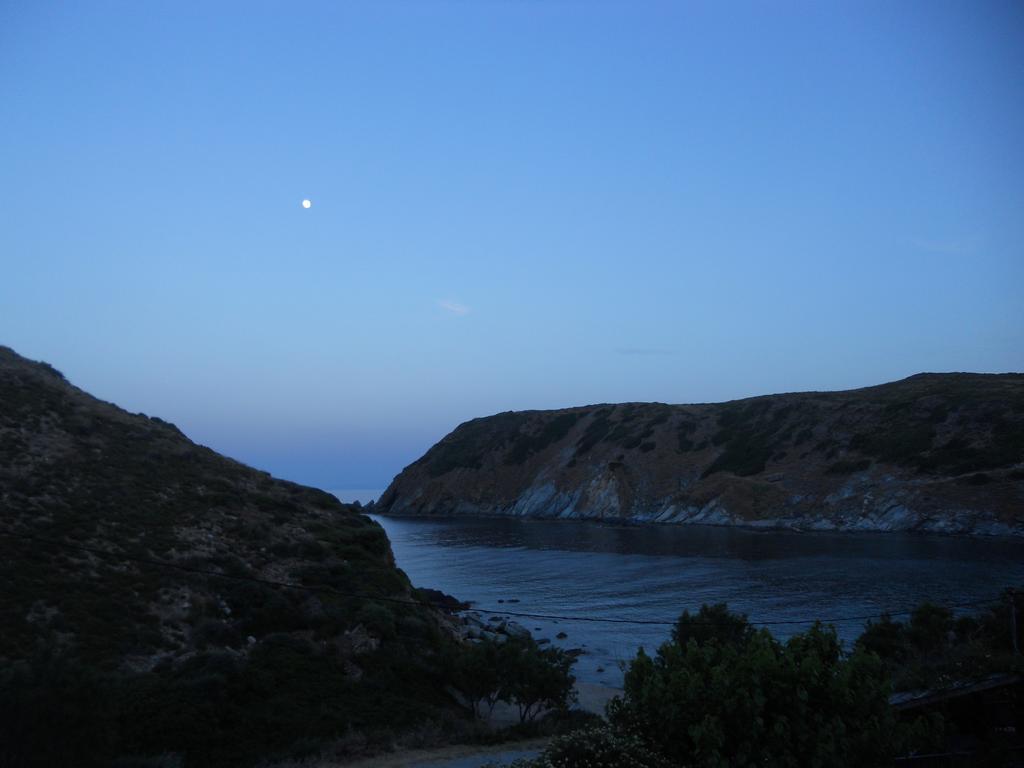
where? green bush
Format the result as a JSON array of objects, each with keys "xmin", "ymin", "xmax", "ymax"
[
  {"xmin": 856, "ymin": 612, "xmax": 908, "ymax": 664},
  {"xmin": 673, "ymin": 602, "xmax": 752, "ymax": 649},
  {"xmin": 505, "ymin": 412, "xmax": 584, "ymax": 465},
  {"xmin": 450, "ymin": 637, "xmax": 505, "ymax": 718},
  {"xmin": 501, "ymin": 725, "xmax": 672, "ymax": 768},
  {"xmin": 574, "ymin": 408, "xmax": 614, "ymax": 456},
  {"xmin": 452, "ymin": 635, "xmax": 577, "ymax": 724},
  {"xmin": 426, "ymin": 412, "xmax": 526, "ymax": 476},
  {"xmin": 500, "ymin": 636, "xmax": 577, "ymax": 723},
  {"xmin": 609, "ymin": 605, "xmax": 913, "ymax": 767},
  {"xmin": 907, "ymin": 603, "xmax": 954, "ymax": 655},
  {"xmin": 854, "ymin": 591, "xmax": 1024, "ymax": 691},
  {"xmin": 826, "ymin": 458, "xmax": 872, "ymax": 474},
  {"xmin": 354, "ymin": 602, "xmax": 397, "ymax": 639}
]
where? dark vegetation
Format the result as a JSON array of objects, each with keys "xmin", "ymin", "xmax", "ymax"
[
  {"xmin": 608, "ymin": 607, "xmax": 924, "ymax": 767},
  {"xmin": 1, "ymin": 627, "xmax": 460, "ymax": 768},
  {"xmin": 574, "ymin": 404, "xmax": 672, "ymax": 457},
  {"xmin": 676, "ymin": 418, "xmax": 697, "ymax": 452},
  {"xmin": 421, "ymin": 412, "xmax": 526, "ymax": 476},
  {"xmin": 857, "ymin": 589, "xmax": 1024, "ymax": 692},
  {"xmin": 415, "ymin": 400, "xmax": 698, "ymax": 479},
  {"xmin": 0, "ymin": 346, "xmax": 578, "ymax": 767},
  {"xmin": 505, "ymin": 412, "xmax": 584, "ymax": 466},
  {"xmin": 701, "ymin": 399, "xmax": 780, "ymax": 477},
  {"xmin": 451, "ymin": 635, "xmax": 576, "ymax": 723},
  {"xmin": 6, "ymin": 345, "xmax": 1023, "ymax": 766},
  {"xmin": 574, "ymin": 407, "xmax": 615, "ymax": 456},
  {"xmin": 846, "ymin": 374, "xmax": 1024, "ymax": 475},
  {"xmin": 505, "ymin": 593, "xmax": 1023, "ymax": 768},
  {"xmin": 1, "ymin": 608, "xmax": 580, "ymax": 768},
  {"xmin": 402, "ymin": 373, "xmax": 1024, "ymax": 489},
  {"xmin": 698, "ymin": 374, "xmax": 1024, "ymax": 478},
  {"xmin": 493, "ymin": 726, "xmax": 673, "ymax": 768},
  {"xmin": 826, "ymin": 457, "xmax": 872, "ymax": 474}
]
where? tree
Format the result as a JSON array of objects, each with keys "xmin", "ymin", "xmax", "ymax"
[
  {"xmin": 499, "ymin": 636, "xmax": 576, "ymax": 723},
  {"xmin": 672, "ymin": 602, "xmax": 752, "ymax": 649},
  {"xmin": 856, "ymin": 611, "xmax": 909, "ymax": 664},
  {"xmin": 609, "ymin": 604, "xmax": 908, "ymax": 767},
  {"xmin": 452, "ymin": 637, "xmax": 505, "ymax": 719},
  {"xmin": 908, "ymin": 603, "xmax": 953, "ymax": 655}
]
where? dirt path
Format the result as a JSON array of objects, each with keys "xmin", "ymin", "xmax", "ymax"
[
  {"xmin": 340, "ymin": 738, "xmax": 548, "ymax": 768},
  {"xmin": 274, "ymin": 683, "xmax": 623, "ymax": 767}
]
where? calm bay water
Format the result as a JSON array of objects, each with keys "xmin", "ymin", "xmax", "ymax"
[{"xmin": 371, "ymin": 514, "xmax": 1024, "ymax": 687}]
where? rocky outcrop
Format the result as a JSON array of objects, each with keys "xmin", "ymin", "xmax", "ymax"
[{"xmin": 379, "ymin": 373, "xmax": 1024, "ymax": 536}]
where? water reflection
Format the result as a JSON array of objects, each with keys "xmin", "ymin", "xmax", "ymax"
[
  {"xmin": 392, "ymin": 515, "xmax": 1019, "ymax": 562},
  {"xmin": 372, "ymin": 515, "xmax": 1024, "ymax": 687}
]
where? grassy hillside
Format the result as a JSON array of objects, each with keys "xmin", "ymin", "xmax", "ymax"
[
  {"xmin": 0, "ymin": 346, "xmax": 467, "ymax": 767},
  {"xmin": 380, "ymin": 373, "xmax": 1024, "ymax": 532}
]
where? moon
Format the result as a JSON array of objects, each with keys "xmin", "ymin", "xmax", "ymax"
[{"xmin": 301, "ymin": 199, "xmax": 312, "ymax": 209}]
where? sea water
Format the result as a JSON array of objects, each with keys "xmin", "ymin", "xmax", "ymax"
[{"xmin": 371, "ymin": 514, "xmax": 1024, "ymax": 687}]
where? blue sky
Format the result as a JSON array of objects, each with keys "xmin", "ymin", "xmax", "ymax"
[{"xmin": 2, "ymin": 1, "xmax": 1022, "ymax": 489}]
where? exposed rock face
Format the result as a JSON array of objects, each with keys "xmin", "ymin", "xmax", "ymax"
[{"xmin": 379, "ymin": 374, "xmax": 1024, "ymax": 536}]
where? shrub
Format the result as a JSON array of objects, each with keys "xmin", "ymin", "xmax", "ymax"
[
  {"xmin": 826, "ymin": 458, "xmax": 872, "ymax": 474},
  {"xmin": 908, "ymin": 603, "xmax": 953, "ymax": 655},
  {"xmin": 855, "ymin": 592, "xmax": 1024, "ymax": 692},
  {"xmin": 500, "ymin": 636, "xmax": 577, "ymax": 723},
  {"xmin": 574, "ymin": 408, "xmax": 614, "ymax": 456},
  {"xmin": 501, "ymin": 725, "xmax": 672, "ymax": 768},
  {"xmin": 505, "ymin": 412, "xmax": 584, "ymax": 465},
  {"xmin": 856, "ymin": 612, "xmax": 909, "ymax": 664},
  {"xmin": 353, "ymin": 602, "xmax": 397, "ymax": 639},
  {"xmin": 609, "ymin": 605, "xmax": 910, "ymax": 767},
  {"xmin": 672, "ymin": 602, "xmax": 752, "ymax": 649},
  {"xmin": 192, "ymin": 618, "xmax": 243, "ymax": 650},
  {"xmin": 450, "ymin": 637, "xmax": 505, "ymax": 718}
]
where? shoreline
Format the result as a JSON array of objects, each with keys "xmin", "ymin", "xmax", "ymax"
[
  {"xmin": 573, "ymin": 681, "xmax": 622, "ymax": 715},
  {"xmin": 329, "ymin": 683, "xmax": 622, "ymax": 768},
  {"xmin": 337, "ymin": 738, "xmax": 550, "ymax": 768},
  {"xmin": 370, "ymin": 510, "xmax": 1024, "ymax": 539}
]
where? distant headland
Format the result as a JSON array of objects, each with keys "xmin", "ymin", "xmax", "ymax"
[{"xmin": 378, "ymin": 373, "xmax": 1024, "ymax": 536}]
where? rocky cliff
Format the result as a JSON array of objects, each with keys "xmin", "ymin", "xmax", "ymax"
[{"xmin": 379, "ymin": 374, "xmax": 1024, "ymax": 536}]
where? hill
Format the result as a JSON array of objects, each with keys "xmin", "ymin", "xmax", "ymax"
[
  {"xmin": 0, "ymin": 346, "xmax": 465, "ymax": 766},
  {"xmin": 378, "ymin": 374, "xmax": 1024, "ymax": 535}
]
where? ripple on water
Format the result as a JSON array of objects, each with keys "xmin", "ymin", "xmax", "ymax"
[{"xmin": 372, "ymin": 515, "xmax": 1024, "ymax": 686}]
